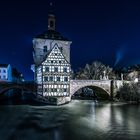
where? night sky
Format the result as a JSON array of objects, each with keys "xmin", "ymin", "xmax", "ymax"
[{"xmin": 0, "ymin": 0, "xmax": 140, "ymax": 80}]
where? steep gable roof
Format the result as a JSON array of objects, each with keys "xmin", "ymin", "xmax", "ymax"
[
  {"xmin": 41, "ymin": 44, "xmax": 70, "ymax": 66},
  {"xmin": 36, "ymin": 30, "xmax": 70, "ymax": 41}
]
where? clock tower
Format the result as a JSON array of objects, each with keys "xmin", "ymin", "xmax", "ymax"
[{"xmin": 31, "ymin": 3, "xmax": 72, "ymax": 105}]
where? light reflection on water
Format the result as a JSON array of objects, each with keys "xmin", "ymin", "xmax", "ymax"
[{"xmin": 0, "ymin": 100, "xmax": 140, "ymax": 140}]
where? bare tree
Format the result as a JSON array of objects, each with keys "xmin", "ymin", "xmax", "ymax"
[
  {"xmin": 117, "ymin": 83, "xmax": 140, "ymax": 103},
  {"xmin": 75, "ymin": 61, "xmax": 114, "ymax": 80}
]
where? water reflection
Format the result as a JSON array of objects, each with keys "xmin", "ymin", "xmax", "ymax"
[{"xmin": 0, "ymin": 100, "xmax": 140, "ymax": 140}]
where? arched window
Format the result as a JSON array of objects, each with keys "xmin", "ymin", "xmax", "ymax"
[{"xmin": 50, "ymin": 20, "xmax": 54, "ymax": 28}]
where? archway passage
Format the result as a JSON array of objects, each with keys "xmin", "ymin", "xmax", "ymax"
[{"xmin": 72, "ymin": 85, "xmax": 110, "ymax": 100}]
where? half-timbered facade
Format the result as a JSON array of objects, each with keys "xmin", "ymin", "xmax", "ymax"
[{"xmin": 37, "ymin": 44, "xmax": 70, "ymax": 97}]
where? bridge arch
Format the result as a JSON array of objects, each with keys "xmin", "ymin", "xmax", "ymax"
[
  {"xmin": 71, "ymin": 84, "xmax": 110, "ymax": 99},
  {"xmin": 72, "ymin": 84, "xmax": 110, "ymax": 95},
  {"xmin": 0, "ymin": 85, "xmax": 35, "ymax": 95},
  {"xmin": 70, "ymin": 80, "xmax": 111, "ymax": 97}
]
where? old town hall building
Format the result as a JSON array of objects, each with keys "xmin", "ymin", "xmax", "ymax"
[{"xmin": 32, "ymin": 9, "xmax": 72, "ymax": 104}]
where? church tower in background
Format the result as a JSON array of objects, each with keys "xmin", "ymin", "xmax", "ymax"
[{"xmin": 31, "ymin": 2, "xmax": 72, "ymax": 105}]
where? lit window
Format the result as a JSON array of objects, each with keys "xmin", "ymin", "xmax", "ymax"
[
  {"xmin": 64, "ymin": 88, "xmax": 67, "ymax": 92},
  {"xmin": 45, "ymin": 88, "xmax": 49, "ymax": 92},
  {"xmin": 49, "ymin": 76, "xmax": 53, "ymax": 81},
  {"xmin": 44, "ymin": 77, "xmax": 48, "ymax": 81},
  {"xmin": 43, "ymin": 46, "xmax": 47, "ymax": 52},
  {"xmin": 63, "ymin": 67, "xmax": 67, "ymax": 72},
  {"xmin": 54, "ymin": 67, "xmax": 58, "ymax": 72},
  {"xmin": 57, "ymin": 77, "xmax": 60, "ymax": 81},
  {"xmin": 64, "ymin": 77, "xmax": 68, "ymax": 81},
  {"xmin": 45, "ymin": 67, "xmax": 49, "ymax": 72}
]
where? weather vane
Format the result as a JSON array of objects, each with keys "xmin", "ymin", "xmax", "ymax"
[{"xmin": 49, "ymin": 0, "xmax": 54, "ymax": 7}]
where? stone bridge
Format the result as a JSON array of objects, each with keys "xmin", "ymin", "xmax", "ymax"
[
  {"xmin": 70, "ymin": 80, "xmax": 124, "ymax": 97},
  {"xmin": 0, "ymin": 82, "xmax": 37, "ymax": 95}
]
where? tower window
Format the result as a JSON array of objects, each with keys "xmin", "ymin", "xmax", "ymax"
[
  {"xmin": 60, "ymin": 47, "xmax": 63, "ymax": 52},
  {"xmin": 43, "ymin": 46, "xmax": 47, "ymax": 53},
  {"xmin": 50, "ymin": 20, "xmax": 54, "ymax": 28}
]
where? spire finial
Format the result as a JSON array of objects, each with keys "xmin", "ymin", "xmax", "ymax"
[
  {"xmin": 48, "ymin": 0, "xmax": 56, "ymax": 31},
  {"xmin": 49, "ymin": 0, "xmax": 54, "ymax": 14}
]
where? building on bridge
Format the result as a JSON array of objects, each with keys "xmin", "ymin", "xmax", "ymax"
[
  {"xmin": 0, "ymin": 64, "xmax": 12, "ymax": 82},
  {"xmin": 31, "ymin": 5, "xmax": 72, "ymax": 104}
]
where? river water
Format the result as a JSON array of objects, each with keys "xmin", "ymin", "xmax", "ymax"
[{"xmin": 0, "ymin": 100, "xmax": 140, "ymax": 140}]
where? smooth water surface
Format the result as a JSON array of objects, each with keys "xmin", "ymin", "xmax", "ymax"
[{"xmin": 0, "ymin": 100, "xmax": 140, "ymax": 140}]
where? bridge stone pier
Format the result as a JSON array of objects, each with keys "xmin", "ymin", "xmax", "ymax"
[{"xmin": 70, "ymin": 80, "xmax": 124, "ymax": 98}]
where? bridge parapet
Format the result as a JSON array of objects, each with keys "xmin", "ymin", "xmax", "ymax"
[{"xmin": 0, "ymin": 82, "xmax": 37, "ymax": 94}]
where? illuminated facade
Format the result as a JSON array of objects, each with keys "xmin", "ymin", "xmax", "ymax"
[
  {"xmin": 0, "ymin": 64, "xmax": 12, "ymax": 82},
  {"xmin": 32, "ymin": 9, "xmax": 72, "ymax": 102}
]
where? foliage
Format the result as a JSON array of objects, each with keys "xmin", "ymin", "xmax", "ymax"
[{"xmin": 117, "ymin": 83, "xmax": 140, "ymax": 102}]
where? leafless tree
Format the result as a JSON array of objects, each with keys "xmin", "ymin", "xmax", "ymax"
[{"xmin": 75, "ymin": 61, "xmax": 114, "ymax": 80}]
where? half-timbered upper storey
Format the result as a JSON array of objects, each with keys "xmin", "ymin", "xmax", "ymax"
[{"xmin": 37, "ymin": 43, "xmax": 71, "ymax": 97}]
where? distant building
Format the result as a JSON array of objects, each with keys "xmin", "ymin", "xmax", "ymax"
[
  {"xmin": 12, "ymin": 68, "xmax": 24, "ymax": 83},
  {"xmin": 0, "ymin": 64, "xmax": 24, "ymax": 83},
  {"xmin": 0, "ymin": 64, "xmax": 12, "ymax": 82},
  {"xmin": 31, "ymin": 6, "xmax": 72, "ymax": 104}
]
